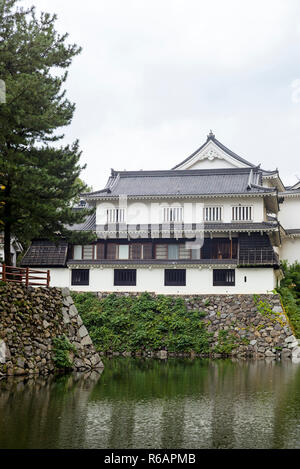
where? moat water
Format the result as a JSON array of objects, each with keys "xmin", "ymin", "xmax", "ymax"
[{"xmin": 1, "ymin": 358, "xmax": 300, "ymax": 449}]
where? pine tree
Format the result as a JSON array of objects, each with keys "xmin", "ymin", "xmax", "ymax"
[{"xmin": 0, "ymin": 0, "xmax": 95, "ymax": 265}]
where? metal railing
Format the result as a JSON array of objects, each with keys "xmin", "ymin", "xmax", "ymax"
[
  {"xmin": 238, "ymin": 249, "xmax": 279, "ymax": 266},
  {"xmin": 0, "ymin": 264, "xmax": 50, "ymax": 287}
]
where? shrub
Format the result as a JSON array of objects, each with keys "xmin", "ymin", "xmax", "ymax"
[
  {"xmin": 277, "ymin": 261, "xmax": 300, "ymax": 338},
  {"xmin": 71, "ymin": 292, "xmax": 213, "ymax": 354},
  {"xmin": 52, "ymin": 336, "xmax": 76, "ymax": 370}
]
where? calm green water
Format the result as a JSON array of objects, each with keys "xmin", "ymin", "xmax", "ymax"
[{"xmin": 1, "ymin": 358, "xmax": 300, "ymax": 449}]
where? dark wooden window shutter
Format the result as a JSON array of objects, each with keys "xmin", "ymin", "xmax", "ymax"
[
  {"xmin": 114, "ymin": 269, "xmax": 136, "ymax": 286},
  {"xmin": 107, "ymin": 243, "xmax": 117, "ymax": 260},
  {"xmin": 96, "ymin": 243, "xmax": 105, "ymax": 260},
  {"xmin": 164, "ymin": 269, "xmax": 186, "ymax": 286},
  {"xmin": 213, "ymin": 269, "xmax": 235, "ymax": 286},
  {"xmin": 130, "ymin": 244, "xmax": 142, "ymax": 260},
  {"xmin": 71, "ymin": 269, "xmax": 90, "ymax": 286},
  {"xmin": 142, "ymin": 244, "xmax": 153, "ymax": 260}
]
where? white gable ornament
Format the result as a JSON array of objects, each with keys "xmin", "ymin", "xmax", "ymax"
[{"xmin": 201, "ymin": 147, "xmax": 224, "ymax": 161}]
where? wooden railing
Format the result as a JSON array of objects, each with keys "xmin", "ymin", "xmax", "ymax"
[
  {"xmin": 0, "ymin": 264, "xmax": 50, "ymax": 287},
  {"xmin": 238, "ymin": 249, "xmax": 279, "ymax": 266}
]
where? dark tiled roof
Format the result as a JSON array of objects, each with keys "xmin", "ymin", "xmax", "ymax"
[
  {"xmin": 85, "ymin": 168, "xmax": 276, "ymax": 199},
  {"xmin": 94, "ymin": 222, "xmax": 278, "ymax": 236},
  {"xmin": 287, "ymin": 181, "xmax": 300, "ymax": 190},
  {"xmin": 67, "ymin": 259, "xmax": 238, "ymax": 266},
  {"xmin": 21, "ymin": 240, "xmax": 68, "ymax": 267},
  {"xmin": 286, "ymin": 229, "xmax": 300, "ymax": 235},
  {"xmin": 67, "ymin": 212, "xmax": 96, "ymax": 231}
]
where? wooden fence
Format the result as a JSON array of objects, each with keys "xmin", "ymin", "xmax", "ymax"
[{"xmin": 0, "ymin": 264, "xmax": 50, "ymax": 287}]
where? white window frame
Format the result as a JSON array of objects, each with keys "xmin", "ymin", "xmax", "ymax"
[
  {"xmin": 107, "ymin": 208, "xmax": 126, "ymax": 223},
  {"xmin": 73, "ymin": 245, "xmax": 82, "ymax": 260},
  {"xmin": 203, "ymin": 206, "xmax": 223, "ymax": 222},
  {"xmin": 231, "ymin": 205, "xmax": 253, "ymax": 222},
  {"xmin": 162, "ymin": 206, "xmax": 183, "ymax": 223}
]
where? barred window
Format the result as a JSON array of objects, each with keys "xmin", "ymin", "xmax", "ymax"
[
  {"xmin": 114, "ymin": 269, "xmax": 136, "ymax": 286},
  {"xmin": 232, "ymin": 206, "xmax": 252, "ymax": 221},
  {"xmin": 71, "ymin": 269, "xmax": 89, "ymax": 286},
  {"xmin": 164, "ymin": 269, "xmax": 186, "ymax": 286},
  {"xmin": 213, "ymin": 269, "xmax": 235, "ymax": 286},
  {"xmin": 107, "ymin": 208, "xmax": 126, "ymax": 223},
  {"xmin": 162, "ymin": 207, "xmax": 183, "ymax": 222},
  {"xmin": 204, "ymin": 206, "xmax": 222, "ymax": 222}
]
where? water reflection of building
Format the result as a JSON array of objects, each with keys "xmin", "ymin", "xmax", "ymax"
[
  {"xmin": 82, "ymin": 360, "xmax": 300, "ymax": 449},
  {"xmin": 0, "ymin": 372, "xmax": 102, "ymax": 449},
  {"xmin": 1, "ymin": 361, "xmax": 300, "ymax": 449}
]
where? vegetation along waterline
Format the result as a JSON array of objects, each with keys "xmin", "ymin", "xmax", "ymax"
[
  {"xmin": 276, "ymin": 261, "xmax": 300, "ymax": 338},
  {"xmin": 72, "ymin": 288, "xmax": 299, "ymax": 359}
]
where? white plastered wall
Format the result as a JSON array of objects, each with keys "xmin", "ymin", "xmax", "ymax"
[
  {"xmin": 280, "ymin": 237, "xmax": 300, "ymax": 265},
  {"xmin": 278, "ymin": 197, "xmax": 300, "ymax": 230},
  {"xmin": 96, "ymin": 196, "xmax": 265, "ymax": 226},
  {"xmin": 47, "ymin": 266, "xmax": 277, "ymax": 295}
]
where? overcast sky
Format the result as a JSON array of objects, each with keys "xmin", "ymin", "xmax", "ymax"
[{"xmin": 22, "ymin": 0, "xmax": 300, "ymax": 189}]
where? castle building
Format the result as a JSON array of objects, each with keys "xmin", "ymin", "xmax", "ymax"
[{"xmin": 21, "ymin": 132, "xmax": 300, "ymax": 294}]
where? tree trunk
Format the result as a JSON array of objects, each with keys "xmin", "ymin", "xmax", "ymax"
[{"xmin": 3, "ymin": 178, "xmax": 12, "ymax": 266}]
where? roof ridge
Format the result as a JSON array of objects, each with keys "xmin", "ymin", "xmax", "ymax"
[{"xmin": 113, "ymin": 167, "xmax": 259, "ymax": 177}]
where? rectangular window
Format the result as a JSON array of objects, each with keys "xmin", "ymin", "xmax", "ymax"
[
  {"xmin": 71, "ymin": 269, "xmax": 89, "ymax": 286},
  {"xmin": 130, "ymin": 243, "xmax": 142, "ymax": 260},
  {"xmin": 162, "ymin": 207, "xmax": 183, "ymax": 222},
  {"xmin": 107, "ymin": 243, "xmax": 153, "ymax": 260},
  {"xmin": 114, "ymin": 269, "xmax": 136, "ymax": 286},
  {"xmin": 96, "ymin": 243, "xmax": 105, "ymax": 260},
  {"xmin": 164, "ymin": 269, "xmax": 186, "ymax": 286},
  {"xmin": 83, "ymin": 245, "xmax": 94, "ymax": 260},
  {"xmin": 204, "ymin": 206, "xmax": 222, "ymax": 222},
  {"xmin": 106, "ymin": 243, "xmax": 117, "ymax": 260},
  {"xmin": 155, "ymin": 244, "xmax": 168, "ymax": 259},
  {"xmin": 73, "ymin": 245, "xmax": 82, "ymax": 260},
  {"xmin": 72, "ymin": 245, "xmax": 96, "ymax": 260},
  {"xmin": 107, "ymin": 208, "xmax": 126, "ymax": 223},
  {"xmin": 129, "ymin": 243, "xmax": 153, "ymax": 260},
  {"xmin": 213, "ymin": 269, "xmax": 235, "ymax": 286},
  {"xmin": 232, "ymin": 206, "xmax": 252, "ymax": 221},
  {"xmin": 118, "ymin": 245, "xmax": 129, "ymax": 259},
  {"xmin": 142, "ymin": 244, "xmax": 153, "ymax": 260},
  {"xmin": 179, "ymin": 244, "xmax": 191, "ymax": 260},
  {"xmin": 168, "ymin": 244, "xmax": 179, "ymax": 259}
]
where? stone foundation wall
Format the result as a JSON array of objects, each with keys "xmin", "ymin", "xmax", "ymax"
[
  {"xmin": 0, "ymin": 283, "xmax": 103, "ymax": 377},
  {"xmin": 96, "ymin": 292, "xmax": 300, "ymax": 359}
]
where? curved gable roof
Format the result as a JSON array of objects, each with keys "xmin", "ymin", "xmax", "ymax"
[{"xmin": 172, "ymin": 132, "xmax": 257, "ymax": 170}]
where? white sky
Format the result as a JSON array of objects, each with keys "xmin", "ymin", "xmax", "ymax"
[{"xmin": 22, "ymin": 0, "xmax": 300, "ymax": 189}]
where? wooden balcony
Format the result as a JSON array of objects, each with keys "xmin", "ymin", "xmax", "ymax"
[{"xmin": 238, "ymin": 249, "xmax": 279, "ymax": 266}]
